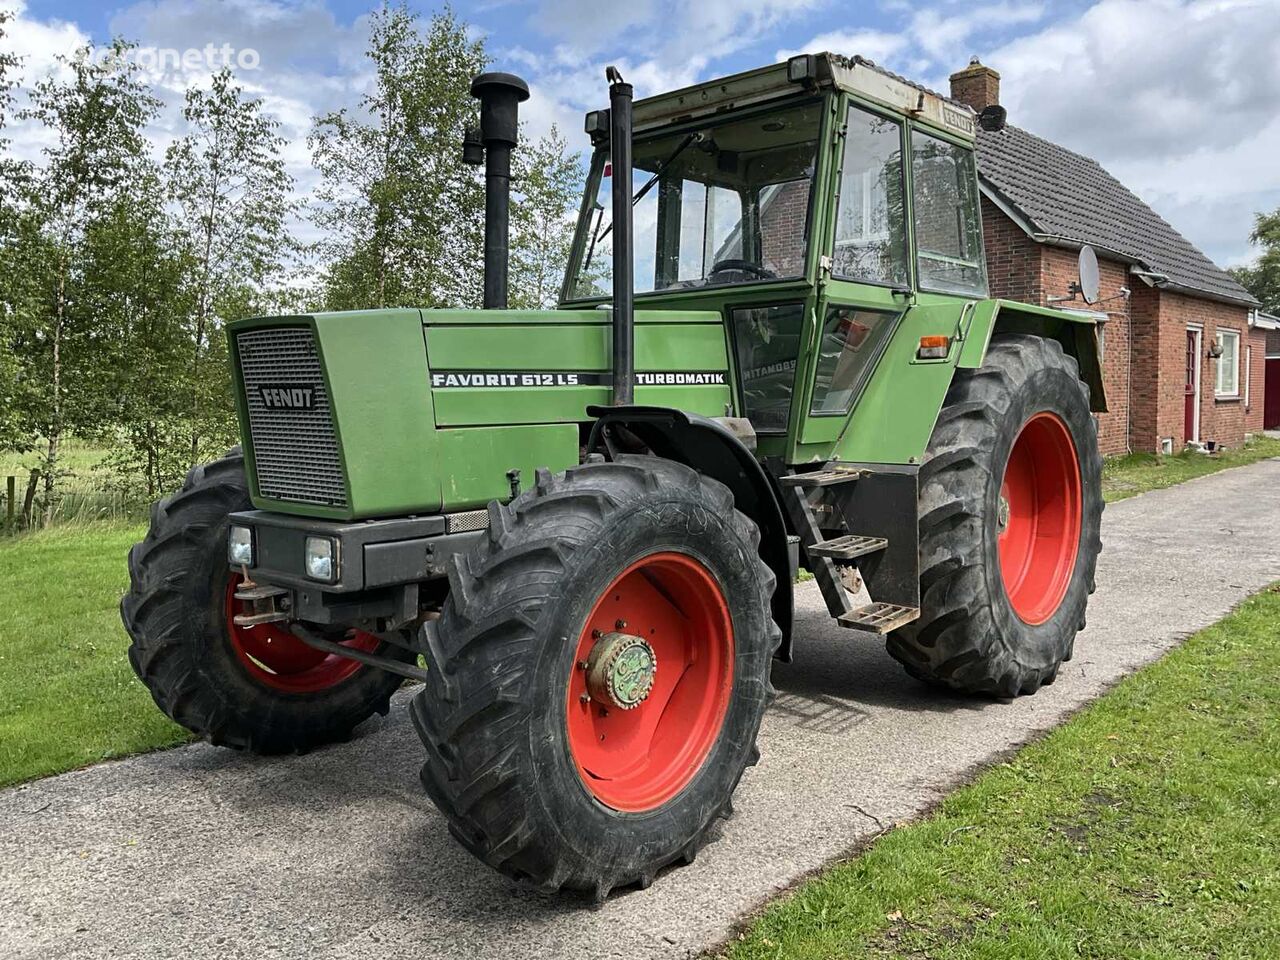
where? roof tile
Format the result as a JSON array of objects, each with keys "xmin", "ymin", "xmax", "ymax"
[{"xmin": 975, "ymin": 125, "xmax": 1256, "ymax": 306}]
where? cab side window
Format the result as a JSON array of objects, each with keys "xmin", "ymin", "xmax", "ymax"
[
  {"xmin": 832, "ymin": 106, "xmax": 908, "ymax": 288},
  {"xmin": 911, "ymin": 130, "xmax": 987, "ymax": 296}
]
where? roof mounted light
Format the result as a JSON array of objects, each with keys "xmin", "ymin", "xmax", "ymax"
[
  {"xmin": 584, "ymin": 109, "xmax": 610, "ymax": 145},
  {"xmin": 787, "ymin": 54, "xmax": 817, "ymax": 84}
]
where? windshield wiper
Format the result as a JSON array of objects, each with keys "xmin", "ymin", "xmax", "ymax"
[{"xmin": 595, "ymin": 132, "xmax": 702, "ymax": 247}]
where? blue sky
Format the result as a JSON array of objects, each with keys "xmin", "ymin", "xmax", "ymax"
[{"xmin": 4, "ymin": 0, "xmax": 1279, "ymax": 269}]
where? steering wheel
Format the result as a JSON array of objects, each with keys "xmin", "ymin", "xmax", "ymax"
[{"xmin": 708, "ymin": 259, "xmax": 776, "ymax": 281}]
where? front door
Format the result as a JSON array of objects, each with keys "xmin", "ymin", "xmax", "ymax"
[
  {"xmin": 1185, "ymin": 329, "xmax": 1200, "ymax": 443},
  {"xmin": 1266, "ymin": 357, "xmax": 1280, "ymax": 429}
]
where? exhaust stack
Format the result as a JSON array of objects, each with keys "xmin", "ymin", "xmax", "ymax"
[
  {"xmin": 606, "ymin": 67, "xmax": 635, "ymax": 406},
  {"xmin": 467, "ymin": 72, "xmax": 530, "ymax": 309}
]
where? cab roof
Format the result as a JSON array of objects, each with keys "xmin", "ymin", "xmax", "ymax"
[{"xmin": 622, "ymin": 52, "xmax": 977, "ymax": 143}]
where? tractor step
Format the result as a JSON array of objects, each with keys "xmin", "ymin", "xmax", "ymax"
[
  {"xmin": 837, "ymin": 602, "xmax": 920, "ymax": 634},
  {"xmin": 807, "ymin": 534, "xmax": 888, "ymax": 561},
  {"xmin": 777, "ymin": 468, "xmax": 869, "ymax": 488}
]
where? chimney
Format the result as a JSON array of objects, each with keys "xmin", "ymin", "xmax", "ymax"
[{"xmin": 949, "ymin": 56, "xmax": 1000, "ymax": 112}]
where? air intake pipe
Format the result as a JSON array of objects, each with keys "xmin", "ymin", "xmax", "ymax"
[
  {"xmin": 466, "ymin": 72, "xmax": 530, "ymax": 309},
  {"xmin": 606, "ymin": 67, "xmax": 635, "ymax": 405}
]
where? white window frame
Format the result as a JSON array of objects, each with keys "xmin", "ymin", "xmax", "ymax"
[
  {"xmin": 1245, "ymin": 344, "xmax": 1252, "ymax": 407},
  {"xmin": 1215, "ymin": 328, "xmax": 1240, "ymax": 398}
]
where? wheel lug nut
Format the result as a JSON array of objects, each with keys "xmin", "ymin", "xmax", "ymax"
[
  {"xmin": 579, "ymin": 693, "xmax": 591, "ymax": 704},
  {"xmin": 615, "ymin": 619, "xmax": 627, "ymax": 629},
  {"xmin": 577, "ymin": 660, "xmax": 589, "ymax": 670}
]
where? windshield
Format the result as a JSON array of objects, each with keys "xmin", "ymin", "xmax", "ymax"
[{"xmin": 565, "ymin": 100, "xmax": 823, "ymax": 301}]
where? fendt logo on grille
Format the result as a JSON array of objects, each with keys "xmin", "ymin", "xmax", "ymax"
[{"xmin": 257, "ymin": 384, "xmax": 317, "ymax": 410}]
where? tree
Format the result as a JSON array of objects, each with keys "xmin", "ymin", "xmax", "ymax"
[
  {"xmin": 0, "ymin": 9, "xmax": 28, "ymax": 453},
  {"xmin": 309, "ymin": 5, "xmax": 487, "ymax": 310},
  {"xmin": 1231, "ymin": 209, "xmax": 1280, "ymax": 314},
  {"xmin": 509, "ymin": 125, "xmax": 582, "ymax": 309},
  {"xmin": 6, "ymin": 42, "xmax": 160, "ymax": 520},
  {"xmin": 164, "ymin": 68, "xmax": 296, "ymax": 463},
  {"xmin": 84, "ymin": 169, "xmax": 197, "ymax": 500}
]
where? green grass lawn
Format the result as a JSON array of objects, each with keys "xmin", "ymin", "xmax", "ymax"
[
  {"xmin": 722, "ymin": 585, "xmax": 1280, "ymax": 959},
  {"xmin": 0, "ymin": 523, "xmax": 190, "ymax": 786},
  {"xmin": 1102, "ymin": 434, "xmax": 1280, "ymax": 503}
]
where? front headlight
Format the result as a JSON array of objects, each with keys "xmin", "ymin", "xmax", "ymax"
[
  {"xmin": 304, "ymin": 536, "xmax": 337, "ymax": 582},
  {"xmin": 228, "ymin": 525, "xmax": 254, "ymax": 566}
]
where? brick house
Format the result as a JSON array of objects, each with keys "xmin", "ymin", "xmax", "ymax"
[{"xmin": 950, "ymin": 59, "xmax": 1265, "ymax": 455}]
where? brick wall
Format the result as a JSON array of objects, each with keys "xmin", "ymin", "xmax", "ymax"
[
  {"xmin": 759, "ymin": 180, "xmax": 810, "ymax": 277},
  {"xmin": 1128, "ymin": 283, "xmax": 1164, "ymax": 450},
  {"xmin": 1245, "ymin": 327, "xmax": 1267, "ymax": 434},
  {"xmin": 1041, "ymin": 247, "xmax": 1132, "ymax": 455},
  {"xmin": 979, "ymin": 203, "xmax": 1132, "ymax": 455},
  {"xmin": 979, "ymin": 201, "xmax": 1262, "ymax": 453},
  {"xmin": 1147, "ymin": 291, "xmax": 1253, "ymax": 450},
  {"xmin": 981, "ymin": 196, "xmax": 1041, "ymax": 302}
]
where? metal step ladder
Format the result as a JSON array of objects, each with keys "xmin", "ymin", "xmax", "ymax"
[{"xmin": 780, "ymin": 470, "xmax": 919, "ymax": 635}]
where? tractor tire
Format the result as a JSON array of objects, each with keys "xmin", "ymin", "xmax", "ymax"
[
  {"xmin": 886, "ymin": 334, "xmax": 1102, "ymax": 697},
  {"xmin": 412, "ymin": 456, "xmax": 780, "ymax": 899},
  {"xmin": 121, "ymin": 450, "xmax": 410, "ymax": 753}
]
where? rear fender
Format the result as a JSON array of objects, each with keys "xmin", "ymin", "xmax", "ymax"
[
  {"xmin": 958, "ymin": 299, "xmax": 1107, "ymax": 413},
  {"xmin": 586, "ymin": 405, "xmax": 795, "ymax": 661}
]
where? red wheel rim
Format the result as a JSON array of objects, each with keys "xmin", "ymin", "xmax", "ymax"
[
  {"xmin": 224, "ymin": 575, "xmax": 378, "ymax": 693},
  {"xmin": 566, "ymin": 552, "xmax": 734, "ymax": 813},
  {"xmin": 998, "ymin": 412, "xmax": 1083, "ymax": 625}
]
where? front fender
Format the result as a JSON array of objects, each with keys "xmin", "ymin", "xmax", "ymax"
[{"xmin": 586, "ymin": 405, "xmax": 794, "ymax": 661}]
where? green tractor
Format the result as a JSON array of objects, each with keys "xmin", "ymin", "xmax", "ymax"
[{"xmin": 121, "ymin": 53, "xmax": 1103, "ymax": 899}]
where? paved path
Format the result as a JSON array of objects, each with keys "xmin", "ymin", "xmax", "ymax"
[{"xmin": 4, "ymin": 459, "xmax": 1280, "ymax": 960}]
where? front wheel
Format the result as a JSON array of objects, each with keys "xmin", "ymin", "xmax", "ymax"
[
  {"xmin": 412, "ymin": 456, "xmax": 780, "ymax": 899},
  {"xmin": 886, "ymin": 334, "xmax": 1103, "ymax": 697},
  {"xmin": 120, "ymin": 451, "xmax": 411, "ymax": 753}
]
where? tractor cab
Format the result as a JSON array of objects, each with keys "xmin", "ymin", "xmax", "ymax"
[{"xmin": 560, "ymin": 54, "xmax": 994, "ymax": 461}]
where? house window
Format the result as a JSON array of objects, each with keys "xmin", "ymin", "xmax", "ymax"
[{"xmin": 1215, "ymin": 329, "xmax": 1240, "ymax": 398}]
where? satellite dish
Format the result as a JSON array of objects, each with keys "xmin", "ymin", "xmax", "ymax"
[{"xmin": 1078, "ymin": 245, "xmax": 1100, "ymax": 304}]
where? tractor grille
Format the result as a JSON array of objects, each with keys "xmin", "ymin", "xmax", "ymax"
[{"xmin": 236, "ymin": 326, "xmax": 347, "ymax": 508}]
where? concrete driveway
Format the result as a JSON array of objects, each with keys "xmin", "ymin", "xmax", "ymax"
[{"xmin": 4, "ymin": 458, "xmax": 1279, "ymax": 960}]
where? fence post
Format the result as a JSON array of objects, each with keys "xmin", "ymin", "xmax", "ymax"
[
  {"xmin": 22, "ymin": 469, "xmax": 39, "ymax": 529},
  {"xmin": 5, "ymin": 475, "xmax": 13, "ymax": 531}
]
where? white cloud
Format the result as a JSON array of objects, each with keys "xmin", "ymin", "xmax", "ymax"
[
  {"xmin": 905, "ymin": 1, "xmax": 1046, "ymax": 64},
  {"xmin": 977, "ymin": 0, "xmax": 1280, "ymax": 266},
  {"xmin": 5, "ymin": 0, "xmax": 1276, "ymax": 272},
  {"xmin": 1, "ymin": 0, "xmax": 88, "ymax": 81},
  {"xmin": 777, "ymin": 28, "xmax": 906, "ymax": 64}
]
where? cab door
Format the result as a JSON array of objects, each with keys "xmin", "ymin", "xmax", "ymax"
[{"xmin": 792, "ymin": 97, "xmax": 913, "ymax": 454}]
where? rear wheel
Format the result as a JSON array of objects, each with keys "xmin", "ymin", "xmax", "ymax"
[
  {"xmin": 412, "ymin": 456, "xmax": 779, "ymax": 898},
  {"xmin": 121, "ymin": 451, "xmax": 410, "ymax": 753},
  {"xmin": 886, "ymin": 335, "xmax": 1102, "ymax": 696}
]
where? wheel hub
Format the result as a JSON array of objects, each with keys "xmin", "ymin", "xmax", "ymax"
[
  {"xmin": 585, "ymin": 632, "xmax": 657, "ymax": 709},
  {"xmin": 997, "ymin": 412, "xmax": 1083, "ymax": 625},
  {"xmin": 565, "ymin": 552, "xmax": 734, "ymax": 813}
]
